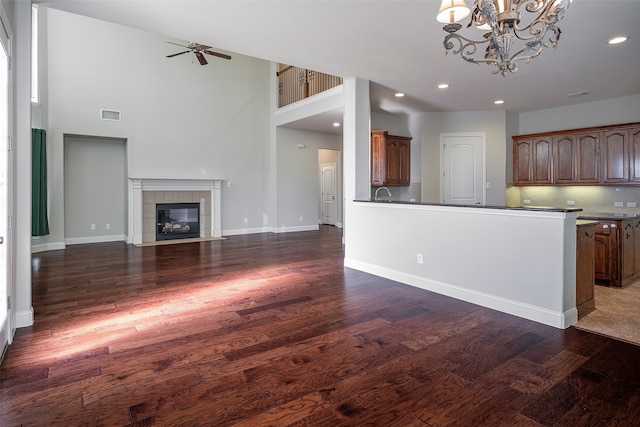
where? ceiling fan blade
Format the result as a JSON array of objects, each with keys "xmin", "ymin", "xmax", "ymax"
[
  {"xmin": 195, "ymin": 43, "xmax": 212, "ymax": 50},
  {"xmin": 166, "ymin": 50, "xmax": 190, "ymax": 58},
  {"xmin": 195, "ymin": 52, "xmax": 208, "ymax": 65},
  {"xmin": 203, "ymin": 50, "xmax": 232, "ymax": 60},
  {"xmin": 166, "ymin": 41, "xmax": 189, "ymax": 48}
]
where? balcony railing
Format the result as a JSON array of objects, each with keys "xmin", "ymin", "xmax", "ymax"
[{"xmin": 277, "ymin": 64, "xmax": 342, "ymax": 108}]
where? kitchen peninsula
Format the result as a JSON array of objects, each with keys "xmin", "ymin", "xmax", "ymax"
[{"xmin": 344, "ymin": 200, "xmax": 582, "ymax": 329}]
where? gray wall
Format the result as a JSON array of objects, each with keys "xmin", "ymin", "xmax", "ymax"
[
  {"xmin": 418, "ymin": 110, "xmax": 507, "ymax": 205},
  {"xmin": 63, "ymin": 136, "xmax": 126, "ymax": 242},
  {"xmin": 275, "ymin": 127, "xmax": 342, "ymax": 230},
  {"xmin": 38, "ymin": 7, "xmax": 271, "ymax": 247}
]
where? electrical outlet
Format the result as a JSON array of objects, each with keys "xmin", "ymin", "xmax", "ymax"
[
  {"xmin": 614, "ymin": 201, "xmax": 624, "ymax": 207},
  {"xmin": 567, "ymin": 200, "xmax": 575, "ymax": 206},
  {"xmin": 417, "ymin": 253, "xmax": 423, "ymax": 264},
  {"xmin": 523, "ymin": 199, "xmax": 531, "ymax": 205},
  {"xmin": 628, "ymin": 202, "xmax": 637, "ymax": 208},
  {"xmin": 243, "ymin": 218, "xmax": 248, "ymax": 224},
  {"xmin": 106, "ymin": 224, "xmax": 110, "ymax": 230},
  {"xmin": 91, "ymin": 224, "xmax": 96, "ymax": 230},
  {"xmin": 299, "ymin": 216, "xmax": 303, "ymax": 221}
]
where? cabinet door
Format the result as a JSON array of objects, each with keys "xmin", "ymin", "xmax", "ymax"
[
  {"xmin": 554, "ymin": 135, "xmax": 575, "ymax": 183},
  {"xmin": 371, "ymin": 131, "xmax": 387, "ymax": 186},
  {"xmin": 594, "ymin": 222, "xmax": 616, "ymax": 285},
  {"xmin": 398, "ymin": 139, "xmax": 410, "ymax": 185},
  {"xmin": 621, "ymin": 220, "xmax": 635, "ymax": 282},
  {"xmin": 513, "ymin": 138, "xmax": 533, "ymax": 184},
  {"xmin": 385, "ymin": 139, "xmax": 400, "ymax": 185},
  {"xmin": 602, "ymin": 128, "xmax": 629, "ymax": 183},
  {"xmin": 533, "ymin": 137, "xmax": 553, "ymax": 183},
  {"xmin": 576, "ymin": 225, "xmax": 595, "ymax": 318},
  {"xmin": 634, "ymin": 219, "xmax": 640, "ymax": 276},
  {"xmin": 630, "ymin": 127, "xmax": 640, "ymax": 183},
  {"xmin": 575, "ymin": 132, "xmax": 600, "ymax": 183}
]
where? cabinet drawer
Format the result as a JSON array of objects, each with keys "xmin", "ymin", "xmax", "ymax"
[{"xmin": 595, "ymin": 222, "xmax": 618, "ymax": 235}]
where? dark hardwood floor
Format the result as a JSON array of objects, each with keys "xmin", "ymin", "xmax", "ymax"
[{"xmin": 2, "ymin": 225, "xmax": 639, "ymax": 426}]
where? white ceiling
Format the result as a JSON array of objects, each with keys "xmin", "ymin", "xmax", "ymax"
[{"xmin": 35, "ymin": 0, "xmax": 640, "ymax": 134}]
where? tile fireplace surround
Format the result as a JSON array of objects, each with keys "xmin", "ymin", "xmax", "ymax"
[{"xmin": 128, "ymin": 178, "xmax": 223, "ymax": 245}]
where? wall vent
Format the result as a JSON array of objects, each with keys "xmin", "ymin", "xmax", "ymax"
[{"xmin": 100, "ymin": 109, "xmax": 121, "ymax": 121}]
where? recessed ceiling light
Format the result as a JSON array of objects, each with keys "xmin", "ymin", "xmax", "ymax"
[
  {"xmin": 494, "ymin": 99, "xmax": 505, "ymax": 105},
  {"xmin": 394, "ymin": 92, "xmax": 405, "ymax": 97},
  {"xmin": 608, "ymin": 36, "xmax": 628, "ymax": 45},
  {"xmin": 333, "ymin": 122, "xmax": 340, "ymax": 127},
  {"xmin": 438, "ymin": 83, "xmax": 449, "ymax": 89}
]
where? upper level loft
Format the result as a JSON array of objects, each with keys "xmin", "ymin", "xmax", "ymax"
[{"xmin": 277, "ymin": 64, "xmax": 342, "ymax": 108}]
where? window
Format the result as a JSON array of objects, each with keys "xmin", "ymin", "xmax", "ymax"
[{"xmin": 31, "ymin": 5, "xmax": 38, "ymax": 104}]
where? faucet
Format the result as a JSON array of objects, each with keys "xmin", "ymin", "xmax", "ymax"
[{"xmin": 374, "ymin": 186, "xmax": 392, "ymax": 201}]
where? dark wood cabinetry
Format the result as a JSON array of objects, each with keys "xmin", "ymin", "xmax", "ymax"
[
  {"xmin": 371, "ymin": 130, "xmax": 411, "ymax": 186},
  {"xmin": 513, "ymin": 122, "xmax": 640, "ymax": 186},
  {"xmin": 576, "ymin": 223, "xmax": 596, "ymax": 319},
  {"xmin": 593, "ymin": 218, "xmax": 640, "ymax": 288}
]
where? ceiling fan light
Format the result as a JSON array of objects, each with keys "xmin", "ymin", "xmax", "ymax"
[
  {"xmin": 437, "ymin": 0, "xmax": 470, "ymax": 23},
  {"xmin": 608, "ymin": 36, "xmax": 628, "ymax": 45}
]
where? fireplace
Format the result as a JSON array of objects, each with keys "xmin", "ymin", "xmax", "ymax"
[
  {"xmin": 128, "ymin": 178, "xmax": 223, "ymax": 245},
  {"xmin": 156, "ymin": 203, "xmax": 200, "ymax": 241}
]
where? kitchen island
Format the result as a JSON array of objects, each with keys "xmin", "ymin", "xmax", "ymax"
[{"xmin": 344, "ymin": 200, "xmax": 582, "ymax": 328}]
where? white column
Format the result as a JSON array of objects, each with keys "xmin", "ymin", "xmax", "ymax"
[
  {"xmin": 130, "ymin": 179, "xmax": 143, "ymax": 245},
  {"xmin": 212, "ymin": 180, "xmax": 223, "ymax": 238}
]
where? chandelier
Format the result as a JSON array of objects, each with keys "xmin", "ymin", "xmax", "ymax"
[{"xmin": 436, "ymin": 0, "xmax": 572, "ymax": 76}]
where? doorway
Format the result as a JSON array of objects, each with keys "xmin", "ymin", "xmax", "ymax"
[
  {"xmin": 440, "ymin": 132, "xmax": 486, "ymax": 205},
  {"xmin": 318, "ymin": 148, "xmax": 341, "ymax": 227},
  {"xmin": 321, "ymin": 163, "xmax": 337, "ymax": 225},
  {"xmin": 0, "ymin": 8, "xmax": 10, "ymax": 352}
]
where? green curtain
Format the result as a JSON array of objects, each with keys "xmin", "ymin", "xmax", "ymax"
[{"xmin": 32, "ymin": 128, "xmax": 50, "ymax": 236}]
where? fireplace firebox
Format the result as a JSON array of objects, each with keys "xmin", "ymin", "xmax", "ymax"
[{"xmin": 156, "ymin": 203, "xmax": 200, "ymax": 241}]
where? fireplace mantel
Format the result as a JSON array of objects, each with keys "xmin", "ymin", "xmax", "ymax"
[{"xmin": 128, "ymin": 178, "xmax": 224, "ymax": 244}]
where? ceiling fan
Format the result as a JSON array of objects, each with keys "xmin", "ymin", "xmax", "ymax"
[{"xmin": 166, "ymin": 42, "xmax": 232, "ymax": 65}]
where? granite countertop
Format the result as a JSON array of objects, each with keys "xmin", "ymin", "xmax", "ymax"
[
  {"xmin": 577, "ymin": 219, "xmax": 599, "ymax": 227},
  {"xmin": 579, "ymin": 212, "xmax": 639, "ymax": 220},
  {"xmin": 355, "ymin": 199, "xmax": 583, "ymax": 213}
]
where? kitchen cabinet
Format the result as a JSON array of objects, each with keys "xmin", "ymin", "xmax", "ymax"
[
  {"xmin": 594, "ymin": 222, "xmax": 617, "ymax": 286},
  {"xmin": 576, "ymin": 222, "xmax": 596, "ymax": 319},
  {"xmin": 513, "ymin": 122, "xmax": 640, "ymax": 186},
  {"xmin": 513, "ymin": 136, "xmax": 553, "ymax": 184},
  {"xmin": 371, "ymin": 130, "xmax": 411, "ymax": 186},
  {"xmin": 591, "ymin": 217, "xmax": 640, "ymax": 288},
  {"xmin": 575, "ymin": 131, "xmax": 600, "ymax": 183},
  {"xmin": 602, "ymin": 128, "xmax": 629, "ymax": 183}
]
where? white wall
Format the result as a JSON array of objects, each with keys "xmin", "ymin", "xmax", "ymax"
[
  {"xmin": 40, "ymin": 7, "xmax": 271, "ymax": 246},
  {"xmin": 345, "ymin": 202, "xmax": 578, "ymax": 328}
]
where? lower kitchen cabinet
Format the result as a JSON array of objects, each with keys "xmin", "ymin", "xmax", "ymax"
[
  {"xmin": 576, "ymin": 223, "xmax": 596, "ymax": 319},
  {"xmin": 593, "ymin": 218, "xmax": 640, "ymax": 287}
]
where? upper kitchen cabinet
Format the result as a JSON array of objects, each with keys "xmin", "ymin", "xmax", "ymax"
[
  {"xmin": 513, "ymin": 122, "xmax": 640, "ymax": 186},
  {"xmin": 371, "ymin": 131, "xmax": 411, "ymax": 186}
]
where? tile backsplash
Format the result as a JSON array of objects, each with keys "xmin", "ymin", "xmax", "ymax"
[{"xmin": 507, "ymin": 186, "xmax": 640, "ymax": 214}]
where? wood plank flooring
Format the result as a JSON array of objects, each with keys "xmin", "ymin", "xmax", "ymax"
[{"xmin": 2, "ymin": 225, "xmax": 639, "ymax": 426}]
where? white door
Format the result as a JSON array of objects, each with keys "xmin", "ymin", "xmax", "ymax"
[
  {"xmin": 321, "ymin": 163, "xmax": 336, "ymax": 225},
  {"xmin": 441, "ymin": 133, "xmax": 486, "ymax": 205},
  {"xmin": 0, "ymin": 12, "xmax": 10, "ymax": 351}
]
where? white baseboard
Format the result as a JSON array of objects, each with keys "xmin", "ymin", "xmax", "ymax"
[
  {"xmin": 15, "ymin": 307, "xmax": 34, "ymax": 328},
  {"xmin": 32, "ymin": 241, "xmax": 66, "ymax": 253},
  {"xmin": 223, "ymin": 226, "xmax": 272, "ymax": 236},
  {"xmin": 344, "ymin": 257, "xmax": 576, "ymax": 329},
  {"xmin": 275, "ymin": 224, "xmax": 319, "ymax": 233},
  {"xmin": 65, "ymin": 235, "xmax": 127, "ymax": 245}
]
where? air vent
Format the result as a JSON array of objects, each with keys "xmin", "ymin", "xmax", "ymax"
[{"xmin": 100, "ymin": 109, "xmax": 121, "ymax": 121}]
